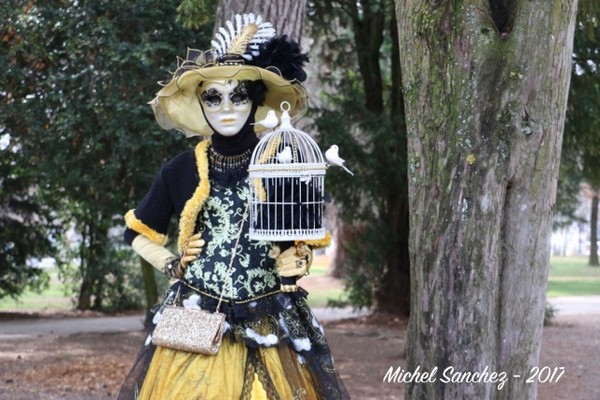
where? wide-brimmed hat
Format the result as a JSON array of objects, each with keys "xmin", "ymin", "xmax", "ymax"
[{"xmin": 150, "ymin": 14, "xmax": 308, "ymax": 137}]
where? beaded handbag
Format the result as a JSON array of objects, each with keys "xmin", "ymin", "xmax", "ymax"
[
  {"xmin": 152, "ymin": 306, "xmax": 226, "ymax": 355},
  {"xmin": 152, "ymin": 204, "xmax": 248, "ymax": 355}
]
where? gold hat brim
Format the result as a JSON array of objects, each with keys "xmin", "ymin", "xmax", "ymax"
[{"xmin": 150, "ymin": 64, "xmax": 308, "ymax": 137}]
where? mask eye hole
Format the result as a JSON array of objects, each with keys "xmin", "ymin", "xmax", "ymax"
[
  {"xmin": 229, "ymin": 83, "xmax": 249, "ymax": 106},
  {"xmin": 200, "ymin": 89, "xmax": 222, "ymax": 107}
]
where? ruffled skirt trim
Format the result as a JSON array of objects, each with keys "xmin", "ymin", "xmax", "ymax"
[{"xmin": 117, "ymin": 281, "xmax": 349, "ymax": 400}]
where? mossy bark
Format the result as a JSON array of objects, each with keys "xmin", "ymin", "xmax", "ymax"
[{"xmin": 396, "ymin": 1, "xmax": 578, "ymax": 399}]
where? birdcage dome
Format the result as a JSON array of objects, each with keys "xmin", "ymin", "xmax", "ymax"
[{"xmin": 248, "ymin": 102, "xmax": 327, "ymax": 241}]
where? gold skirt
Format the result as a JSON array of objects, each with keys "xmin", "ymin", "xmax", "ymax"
[{"xmin": 138, "ymin": 336, "xmax": 319, "ymax": 399}]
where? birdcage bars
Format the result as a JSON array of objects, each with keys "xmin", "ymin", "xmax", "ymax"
[{"xmin": 248, "ymin": 103, "xmax": 327, "ymax": 241}]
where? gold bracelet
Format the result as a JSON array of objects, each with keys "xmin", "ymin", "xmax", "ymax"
[
  {"xmin": 165, "ymin": 257, "xmax": 182, "ymax": 279},
  {"xmin": 280, "ymin": 284, "xmax": 299, "ymax": 292}
]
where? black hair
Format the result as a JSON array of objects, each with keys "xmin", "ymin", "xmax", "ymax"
[{"xmin": 243, "ymin": 80, "xmax": 267, "ymax": 106}]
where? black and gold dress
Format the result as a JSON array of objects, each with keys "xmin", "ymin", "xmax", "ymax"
[{"xmin": 118, "ymin": 140, "xmax": 348, "ymax": 399}]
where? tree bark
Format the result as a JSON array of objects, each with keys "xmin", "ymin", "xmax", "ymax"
[
  {"xmin": 77, "ymin": 221, "xmax": 92, "ymax": 310},
  {"xmin": 589, "ymin": 194, "xmax": 599, "ymax": 266},
  {"xmin": 215, "ymin": 0, "xmax": 307, "ymax": 43},
  {"xmin": 373, "ymin": 4, "xmax": 411, "ymax": 316},
  {"xmin": 141, "ymin": 258, "xmax": 159, "ymax": 328},
  {"xmin": 396, "ymin": 1, "xmax": 578, "ymax": 399},
  {"xmin": 351, "ymin": 1, "xmax": 385, "ymax": 113}
]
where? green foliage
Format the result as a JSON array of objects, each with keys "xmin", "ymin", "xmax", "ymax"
[
  {"xmin": 554, "ymin": 149, "xmax": 585, "ymax": 229},
  {"xmin": 557, "ymin": 3, "xmax": 600, "ymax": 223},
  {"xmin": 176, "ymin": 0, "xmax": 217, "ymax": 29},
  {"xmin": 0, "ymin": 127, "xmax": 56, "ymax": 299},
  {"xmin": 317, "ymin": 87, "xmax": 406, "ymax": 308},
  {"xmin": 309, "ymin": 0, "xmax": 409, "ymax": 312},
  {"xmin": 1, "ymin": 0, "xmax": 213, "ymax": 308},
  {"xmin": 543, "ymin": 303, "xmax": 556, "ymax": 326}
]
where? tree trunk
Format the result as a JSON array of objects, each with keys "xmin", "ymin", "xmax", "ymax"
[
  {"xmin": 77, "ymin": 222, "xmax": 92, "ymax": 310},
  {"xmin": 589, "ymin": 194, "xmax": 599, "ymax": 266},
  {"xmin": 396, "ymin": 1, "xmax": 578, "ymax": 399},
  {"xmin": 141, "ymin": 258, "xmax": 160, "ymax": 328},
  {"xmin": 77, "ymin": 279, "xmax": 92, "ymax": 310},
  {"xmin": 215, "ymin": 0, "xmax": 307, "ymax": 43},
  {"xmin": 352, "ymin": 2, "xmax": 385, "ymax": 113},
  {"xmin": 373, "ymin": 3, "xmax": 411, "ymax": 316}
]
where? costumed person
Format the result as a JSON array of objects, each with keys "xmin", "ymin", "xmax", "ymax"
[{"xmin": 117, "ymin": 13, "xmax": 349, "ymax": 400}]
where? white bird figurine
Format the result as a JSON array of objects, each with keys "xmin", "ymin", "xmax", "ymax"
[
  {"xmin": 277, "ymin": 146, "xmax": 293, "ymax": 163},
  {"xmin": 252, "ymin": 110, "xmax": 279, "ymax": 129},
  {"xmin": 325, "ymin": 145, "xmax": 354, "ymax": 176}
]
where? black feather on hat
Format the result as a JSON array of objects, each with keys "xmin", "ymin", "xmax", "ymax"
[{"xmin": 250, "ymin": 35, "xmax": 309, "ymax": 83}]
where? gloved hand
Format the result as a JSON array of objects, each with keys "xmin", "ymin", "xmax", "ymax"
[
  {"xmin": 180, "ymin": 232, "xmax": 206, "ymax": 269},
  {"xmin": 275, "ymin": 242, "xmax": 313, "ymax": 278},
  {"xmin": 132, "ymin": 233, "xmax": 205, "ymax": 280},
  {"xmin": 132, "ymin": 234, "xmax": 180, "ymax": 277}
]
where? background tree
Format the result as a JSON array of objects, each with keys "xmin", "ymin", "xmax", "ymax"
[
  {"xmin": 397, "ymin": 1, "xmax": 578, "ymax": 399},
  {"xmin": 1, "ymin": 2, "xmax": 62, "ymax": 300},
  {"xmin": 176, "ymin": 0, "xmax": 306, "ymax": 43},
  {"xmin": 0, "ymin": 137, "xmax": 56, "ymax": 299},
  {"xmin": 587, "ymin": 189, "xmax": 599, "ymax": 265},
  {"xmin": 309, "ymin": 0, "xmax": 410, "ymax": 315},
  {"xmin": 561, "ymin": 2, "xmax": 600, "ymax": 266},
  {"xmin": 215, "ymin": 0, "xmax": 306, "ymax": 42},
  {"xmin": 1, "ymin": 0, "xmax": 213, "ymax": 309}
]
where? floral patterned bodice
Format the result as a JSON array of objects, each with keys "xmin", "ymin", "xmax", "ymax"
[{"xmin": 183, "ymin": 172, "xmax": 280, "ymax": 301}]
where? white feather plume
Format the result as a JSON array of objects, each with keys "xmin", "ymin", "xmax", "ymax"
[
  {"xmin": 235, "ymin": 14, "xmax": 242, "ymax": 33},
  {"xmin": 211, "ymin": 40, "xmax": 223, "ymax": 54},
  {"xmin": 226, "ymin": 20, "xmax": 236, "ymax": 39},
  {"xmin": 212, "ymin": 13, "xmax": 276, "ymax": 61},
  {"xmin": 218, "ymin": 27, "xmax": 231, "ymax": 45}
]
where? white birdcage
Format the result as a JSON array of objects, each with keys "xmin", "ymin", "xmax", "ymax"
[{"xmin": 248, "ymin": 102, "xmax": 327, "ymax": 241}]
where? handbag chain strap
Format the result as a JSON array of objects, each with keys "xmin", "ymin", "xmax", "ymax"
[{"xmin": 215, "ymin": 201, "xmax": 250, "ymax": 313}]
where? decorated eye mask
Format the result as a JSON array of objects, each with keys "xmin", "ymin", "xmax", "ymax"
[
  {"xmin": 200, "ymin": 88, "xmax": 222, "ymax": 107},
  {"xmin": 200, "ymin": 82, "xmax": 249, "ymax": 109},
  {"xmin": 197, "ymin": 80, "xmax": 253, "ymax": 136}
]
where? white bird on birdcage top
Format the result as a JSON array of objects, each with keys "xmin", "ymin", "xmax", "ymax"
[
  {"xmin": 325, "ymin": 145, "xmax": 354, "ymax": 176},
  {"xmin": 252, "ymin": 109, "xmax": 279, "ymax": 130}
]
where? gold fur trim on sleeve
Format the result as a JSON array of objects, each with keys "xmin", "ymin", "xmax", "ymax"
[
  {"xmin": 124, "ymin": 209, "xmax": 169, "ymax": 246},
  {"xmin": 296, "ymin": 231, "xmax": 332, "ymax": 249},
  {"xmin": 177, "ymin": 140, "xmax": 211, "ymax": 253}
]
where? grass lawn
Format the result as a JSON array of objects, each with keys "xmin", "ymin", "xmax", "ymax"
[
  {"xmin": 306, "ymin": 288, "xmax": 346, "ymax": 308},
  {"xmin": 3, "ymin": 255, "xmax": 598, "ymax": 313},
  {"xmin": 0, "ymin": 254, "xmax": 344, "ymax": 311},
  {"xmin": 0, "ymin": 269, "xmax": 73, "ymax": 311},
  {"xmin": 304, "ymin": 254, "xmax": 349, "ymax": 307},
  {"xmin": 547, "ymin": 256, "xmax": 600, "ymax": 297}
]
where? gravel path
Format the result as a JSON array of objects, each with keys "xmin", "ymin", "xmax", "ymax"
[
  {"xmin": 0, "ymin": 297, "xmax": 595, "ymax": 338},
  {"xmin": 0, "ymin": 307, "xmax": 370, "ymax": 338}
]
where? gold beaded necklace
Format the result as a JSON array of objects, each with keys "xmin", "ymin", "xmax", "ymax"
[{"xmin": 209, "ymin": 147, "xmax": 252, "ymax": 172}]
